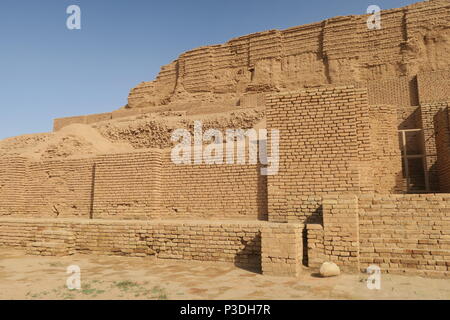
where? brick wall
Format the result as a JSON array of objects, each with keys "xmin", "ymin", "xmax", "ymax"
[
  {"xmin": 366, "ymin": 77, "xmax": 418, "ymax": 107},
  {"xmin": 128, "ymin": 1, "xmax": 450, "ymax": 108},
  {"xmin": 161, "ymin": 150, "xmax": 267, "ymax": 220},
  {"xmin": 53, "ymin": 107, "xmax": 161, "ymax": 131},
  {"xmin": 261, "ymin": 223, "xmax": 303, "ymax": 277},
  {"xmin": 0, "ymin": 218, "xmax": 310, "ymax": 275},
  {"xmin": 322, "ymin": 194, "xmax": 360, "ymax": 272},
  {"xmin": 0, "ymin": 218, "xmax": 267, "ymax": 269},
  {"xmin": 419, "ymin": 101, "xmax": 450, "ymax": 191},
  {"xmin": 53, "ymin": 115, "xmax": 87, "ymax": 131},
  {"xmin": 306, "ymin": 193, "xmax": 450, "ymax": 277},
  {"xmin": 359, "ymin": 193, "xmax": 450, "ymax": 277},
  {"xmin": 0, "ymin": 148, "xmax": 267, "ymax": 220},
  {"xmin": 240, "ymin": 93, "xmax": 265, "ymax": 108},
  {"xmin": 266, "ymin": 86, "xmax": 371, "ymax": 223},
  {"xmin": 306, "ymin": 224, "xmax": 325, "ymax": 269},
  {"xmin": 92, "ymin": 151, "xmax": 163, "ymax": 220},
  {"xmin": 306, "ymin": 195, "xmax": 359, "ymax": 272},
  {"xmin": 418, "ymin": 70, "xmax": 450, "ymax": 104},
  {"xmin": 0, "ymin": 157, "xmax": 28, "ymax": 216},
  {"xmin": 370, "ymin": 105, "xmax": 403, "ymax": 193},
  {"xmin": 0, "ymin": 157, "xmax": 94, "ymax": 218},
  {"xmin": 435, "ymin": 107, "xmax": 450, "ymax": 192},
  {"xmin": 25, "ymin": 158, "xmax": 95, "ymax": 218}
]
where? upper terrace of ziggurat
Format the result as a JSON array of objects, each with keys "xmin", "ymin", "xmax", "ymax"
[{"xmin": 1, "ymin": 0, "xmax": 450, "ymax": 277}]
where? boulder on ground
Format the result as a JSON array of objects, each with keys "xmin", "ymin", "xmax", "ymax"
[{"xmin": 319, "ymin": 262, "xmax": 340, "ymax": 277}]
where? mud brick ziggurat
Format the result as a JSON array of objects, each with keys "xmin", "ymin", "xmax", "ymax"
[{"xmin": 1, "ymin": 0, "xmax": 450, "ymax": 277}]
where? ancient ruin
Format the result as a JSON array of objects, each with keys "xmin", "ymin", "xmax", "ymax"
[{"xmin": 1, "ymin": 0, "xmax": 450, "ymax": 277}]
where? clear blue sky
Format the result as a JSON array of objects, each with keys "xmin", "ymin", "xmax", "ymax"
[{"xmin": 0, "ymin": 0, "xmax": 419, "ymax": 139}]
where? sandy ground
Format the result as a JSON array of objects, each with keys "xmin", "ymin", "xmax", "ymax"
[{"xmin": 0, "ymin": 248, "xmax": 449, "ymax": 300}]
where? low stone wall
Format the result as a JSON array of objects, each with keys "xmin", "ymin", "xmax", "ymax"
[
  {"xmin": 359, "ymin": 193, "xmax": 450, "ymax": 277},
  {"xmin": 261, "ymin": 223, "xmax": 303, "ymax": 277},
  {"xmin": 0, "ymin": 218, "xmax": 303, "ymax": 276},
  {"xmin": 306, "ymin": 193, "xmax": 450, "ymax": 277}
]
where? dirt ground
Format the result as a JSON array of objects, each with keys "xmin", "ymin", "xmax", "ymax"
[{"xmin": 0, "ymin": 248, "xmax": 449, "ymax": 300}]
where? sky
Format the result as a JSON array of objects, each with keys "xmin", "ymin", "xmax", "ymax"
[{"xmin": 0, "ymin": 0, "xmax": 420, "ymax": 139}]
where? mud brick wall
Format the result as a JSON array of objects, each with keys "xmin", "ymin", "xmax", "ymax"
[
  {"xmin": 266, "ymin": 86, "xmax": 371, "ymax": 223},
  {"xmin": 0, "ymin": 157, "xmax": 28, "ymax": 215},
  {"xmin": 435, "ymin": 107, "xmax": 450, "ymax": 192},
  {"xmin": 73, "ymin": 221, "xmax": 262, "ymax": 269},
  {"xmin": 0, "ymin": 218, "xmax": 264, "ymax": 269},
  {"xmin": 355, "ymin": 89, "xmax": 374, "ymax": 194},
  {"xmin": 420, "ymin": 101, "xmax": 450, "ymax": 191},
  {"xmin": 24, "ymin": 158, "xmax": 95, "ymax": 218},
  {"xmin": 305, "ymin": 194, "xmax": 360, "ymax": 272},
  {"xmin": 92, "ymin": 151, "xmax": 163, "ymax": 220},
  {"xmin": 26, "ymin": 230, "xmax": 75, "ymax": 256},
  {"xmin": 53, "ymin": 106, "xmax": 161, "ymax": 131},
  {"xmin": 128, "ymin": 81, "xmax": 158, "ymax": 108},
  {"xmin": 128, "ymin": 1, "xmax": 450, "ymax": 107},
  {"xmin": 418, "ymin": 70, "xmax": 450, "ymax": 104},
  {"xmin": 306, "ymin": 224, "xmax": 325, "ymax": 269},
  {"xmin": 366, "ymin": 77, "xmax": 418, "ymax": 107},
  {"xmin": 53, "ymin": 115, "xmax": 87, "ymax": 131},
  {"xmin": 261, "ymin": 223, "xmax": 303, "ymax": 277},
  {"xmin": 321, "ymin": 194, "xmax": 360, "ymax": 272},
  {"xmin": 161, "ymin": 150, "xmax": 267, "ymax": 220},
  {"xmin": 0, "ymin": 218, "xmax": 43, "ymax": 247},
  {"xmin": 240, "ymin": 93, "xmax": 265, "ymax": 108},
  {"xmin": 370, "ymin": 105, "xmax": 403, "ymax": 193},
  {"xmin": 359, "ymin": 193, "xmax": 450, "ymax": 277},
  {"xmin": 0, "ymin": 148, "xmax": 267, "ymax": 220},
  {"xmin": 111, "ymin": 108, "xmax": 142, "ymax": 119}
]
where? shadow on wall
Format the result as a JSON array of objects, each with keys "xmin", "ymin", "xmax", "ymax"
[
  {"xmin": 302, "ymin": 205, "xmax": 323, "ymax": 267},
  {"xmin": 302, "ymin": 227, "xmax": 308, "ymax": 267},
  {"xmin": 393, "ymin": 170, "xmax": 406, "ymax": 193},
  {"xmin": 257, "ymin": 165, "xmax": 268, "ymax": 221},
  {"xmin": 398, "ymin": 106, "xmax": 421, "ymax": 130},
  {"xmin": 310, "ymin": 205, "xmax": 323, "ymax": 225},
  {"xmin": 234, "ymin": 233, "xmax": 262, "ymax": 274},
  {"xmin": 409, "ymin": 77, "xmax": 420, "ymax": 107},
  {"xmin": 428, "ymin": 162, "xmax": 440, "ymax": 192}
]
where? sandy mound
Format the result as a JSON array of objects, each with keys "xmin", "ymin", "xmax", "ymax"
[
  {"xmin": 0, "ymin": 108, "xmax": 265, "ymax": 160},
  {"xmin": 0, "ymin": 124, "xmax": 133, "ymax": 161}
]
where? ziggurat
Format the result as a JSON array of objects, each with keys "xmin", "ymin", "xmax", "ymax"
[{"xmin": 1, "ymin": 0, "xmax": 450, "ymax": 277}]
